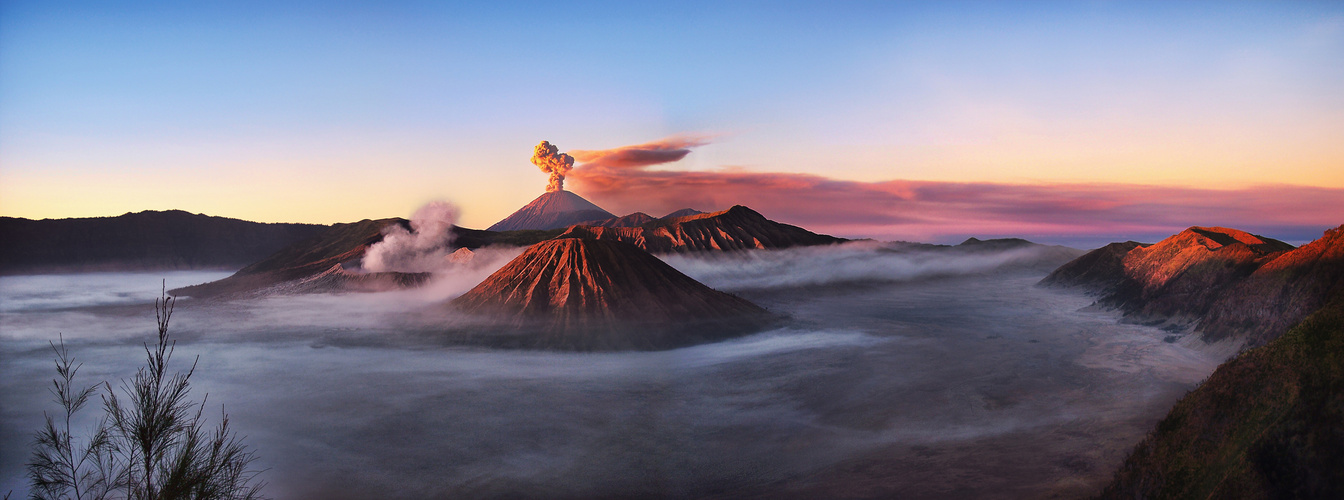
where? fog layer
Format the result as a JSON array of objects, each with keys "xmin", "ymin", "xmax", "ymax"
[
  {"xmin": 1, "ymin": 246, "xmax": 1220, "ymax": 499},
  {"xmin": 662, "ymin": 241, "xmax": 1074, "ymax": 291}
]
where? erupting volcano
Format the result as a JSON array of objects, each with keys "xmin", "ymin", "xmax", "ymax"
[{"xmin": 487, "ymin": 141, "xmax": 618, "ymax": 231}]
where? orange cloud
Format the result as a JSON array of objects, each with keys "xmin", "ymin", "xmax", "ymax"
[{"xmin": 569, "ymin": 141, "xmax": 1344, "ymax": 246}]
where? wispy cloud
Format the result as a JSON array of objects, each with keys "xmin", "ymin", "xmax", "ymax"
[{"xmin": 570, "ymin": 137, "xmax": 1344, "ymax": 246}]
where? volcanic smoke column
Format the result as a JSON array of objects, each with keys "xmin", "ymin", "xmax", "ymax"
[{"xmin": 532, "ymin": 140, "xmax": 575, "ymax": 192}]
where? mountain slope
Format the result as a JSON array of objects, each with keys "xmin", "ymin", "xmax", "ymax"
[
  {"xmin": 0, "ymin": 210, "xmax": 325, "ymax": 274},
  {"xmin": 449, "ymin": 238, "xmax": 775, "ymax": 350},
  {"xmin": 576, "ymin": 212, "xmax": 657, "ymax": 228},
  {"xmin": 556, "ymin": 205, "xmax": 845, "ymax": 253},
  {"xmin": 1097, "ymin": 294, "xmax": 1344, "ymax": 500},
  {"xmin": 661, "ymin": 208, "xmax": 705, "ymax": 219},
  {"xmin": 171, "ymin": 218, "xmax": 408, "ymax": 298},
  {"xmin": 246, "ymin": 264, "xmax": 431, "ymax": 295},
  {"xmin": 487, "ymin": 190, "xmax": 616, "ymax": 231},
  {"xmin": 1039, "ymin": 241, "xmax": 1147, "ymax": 292},
  {"xmin": 1041, "ymin": 226, "xmax": 1314, "ymax": 346},
  {"xmin": 1201, "ymin": 225, "xmax": 1344, "ymax": 346}
]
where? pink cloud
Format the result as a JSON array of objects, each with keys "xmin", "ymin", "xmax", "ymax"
[{"xmin": 568, "ymin": 141, "xmax": 1344, "ymax": 246}]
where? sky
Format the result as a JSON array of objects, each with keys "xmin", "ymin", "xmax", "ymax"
[{"xmin": 2, "ymin": 1, "xmax": 1342, "ymax": 246}]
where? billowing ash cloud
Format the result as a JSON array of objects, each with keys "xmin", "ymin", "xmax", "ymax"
[
  {"xmin": 569, "ymin": 135, "xmax": 713, "ymax": 169},
  {"xmin": 532, "ymin": 141, "xmax": 576, "ymax": 192},
  {"xmin": 362, "ymin": 201, "xmax": 459, "ymax": 273}
]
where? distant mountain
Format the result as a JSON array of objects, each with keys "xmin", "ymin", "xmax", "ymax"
[
  {"xmin": 576, "ymin": 212, "xmax": 657, "ymax": 228},
  {"xmin": 0, "ymin": 210, "xmax": 325, "ymax": 275},
  {"xmin": 956, "ymin": 237, "xmax": 1041, "ymax": 251},
  {"xmin": 487, "ymin": 190, "xmax": 616, "ymax": 231},
  {"xmin": 1041, "ymin": 226, "xmax": 1317, "ymax": 346},
  {"xmin": 449, "ymin": 237, "xmax": 775, "ymax": 350},
  {"xmin": 944, "ymin": 237, "xmax": 1085, "ymax": 273},
  {"xmin": 661, "ymin": 208, "xmax": 705, "ymax": 219},
  {"xmin": 556, "ymin": 205, "xmax": 845, "ymax": 253},
  {"xmin": 1097, "ymin": 282, "xmax": 1344, "ymax": 499}
]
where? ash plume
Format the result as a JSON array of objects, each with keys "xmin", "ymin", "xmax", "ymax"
[
  {"xmin": 362, "ymin": 201, "xmax": 459, "ymax": 273},
  {"xmin": 569, "ymin": 135, "xmax": 713, "ymax": 169},
  {"xmin": 532, "ymin": 141, "xmax": 575, "ymax": 192}
]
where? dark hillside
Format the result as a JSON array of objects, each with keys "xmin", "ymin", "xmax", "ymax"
[
  {"xmin": 1097, "ymin": 295, "xmax": 1344, "ymax": 499},
  {"xmin": 0, "ymin": 210, "xmax": 325, "ymax": 274},
  {"xmin": 1038, "ymin": 241, "xmax": 1147, "ymax": 292},
  {"xmin": 171, "ymin": 218, "xmax": 404, "ymax": 298}
]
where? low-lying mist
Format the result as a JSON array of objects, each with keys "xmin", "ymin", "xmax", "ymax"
[
  {"xmin": 1, "ymin": 244, "xmax": 1220, "ymax": 499},
  {"xmin": 662, "ymin": 240, "xmax": 1078, "ymax": 291}
]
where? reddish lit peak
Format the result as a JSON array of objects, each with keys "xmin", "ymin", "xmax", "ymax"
[
  {"xmin": 672, "ymin": 205, "xmax": 757, "ymax": 223},
  {"xmin": 1181, "ymin": 226, "xmax": 1294, "ymax": 253},
  {"xmin": 1258, "ymin": 223, "xmax": 1344, "ymax": 272}
]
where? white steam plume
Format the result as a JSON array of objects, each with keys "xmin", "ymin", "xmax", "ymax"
[{"xmin": 362, "ymin": 201, "xmax": 460, "ymax": 273}]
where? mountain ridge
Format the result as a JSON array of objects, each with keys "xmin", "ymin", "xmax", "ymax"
[
  {"xmin": 1040, "ymin": 225, "xmax": 1320, "ymax": 347},
  {"xmin": 576, "ymin": 212, "xmax": 657, "ymax": 228},
  {"xmin": 661, "ymin": 208, "xmax": 705, "ymax": 219},
  {"xmin": 170, "ymin": 218, "xmax": 408, "ymax": 298},
  {"xmin": 0, "ymin": 210, "xmax": 326, "ymax": 275},
  {"xmin": 556, "ymin": 205, "xmax": 845, "ymax": 253}
]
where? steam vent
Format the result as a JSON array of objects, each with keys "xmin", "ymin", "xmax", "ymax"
[{"xmin": 450, "ymin": 237, "xmax": 776, "ymax": 350}]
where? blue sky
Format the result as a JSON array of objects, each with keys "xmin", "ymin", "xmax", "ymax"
[{"xmin": 2, "ymin": 1, "xmax": 1342, "ymax": 243}]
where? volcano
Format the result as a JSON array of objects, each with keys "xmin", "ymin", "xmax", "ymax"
[
  {"xmin": 487, "ymin": 190, "xmax": 616, "ymax": 231},
  {"xmin": 449, "ymin": 237, "xmax": 775, "ymax": 350}
]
